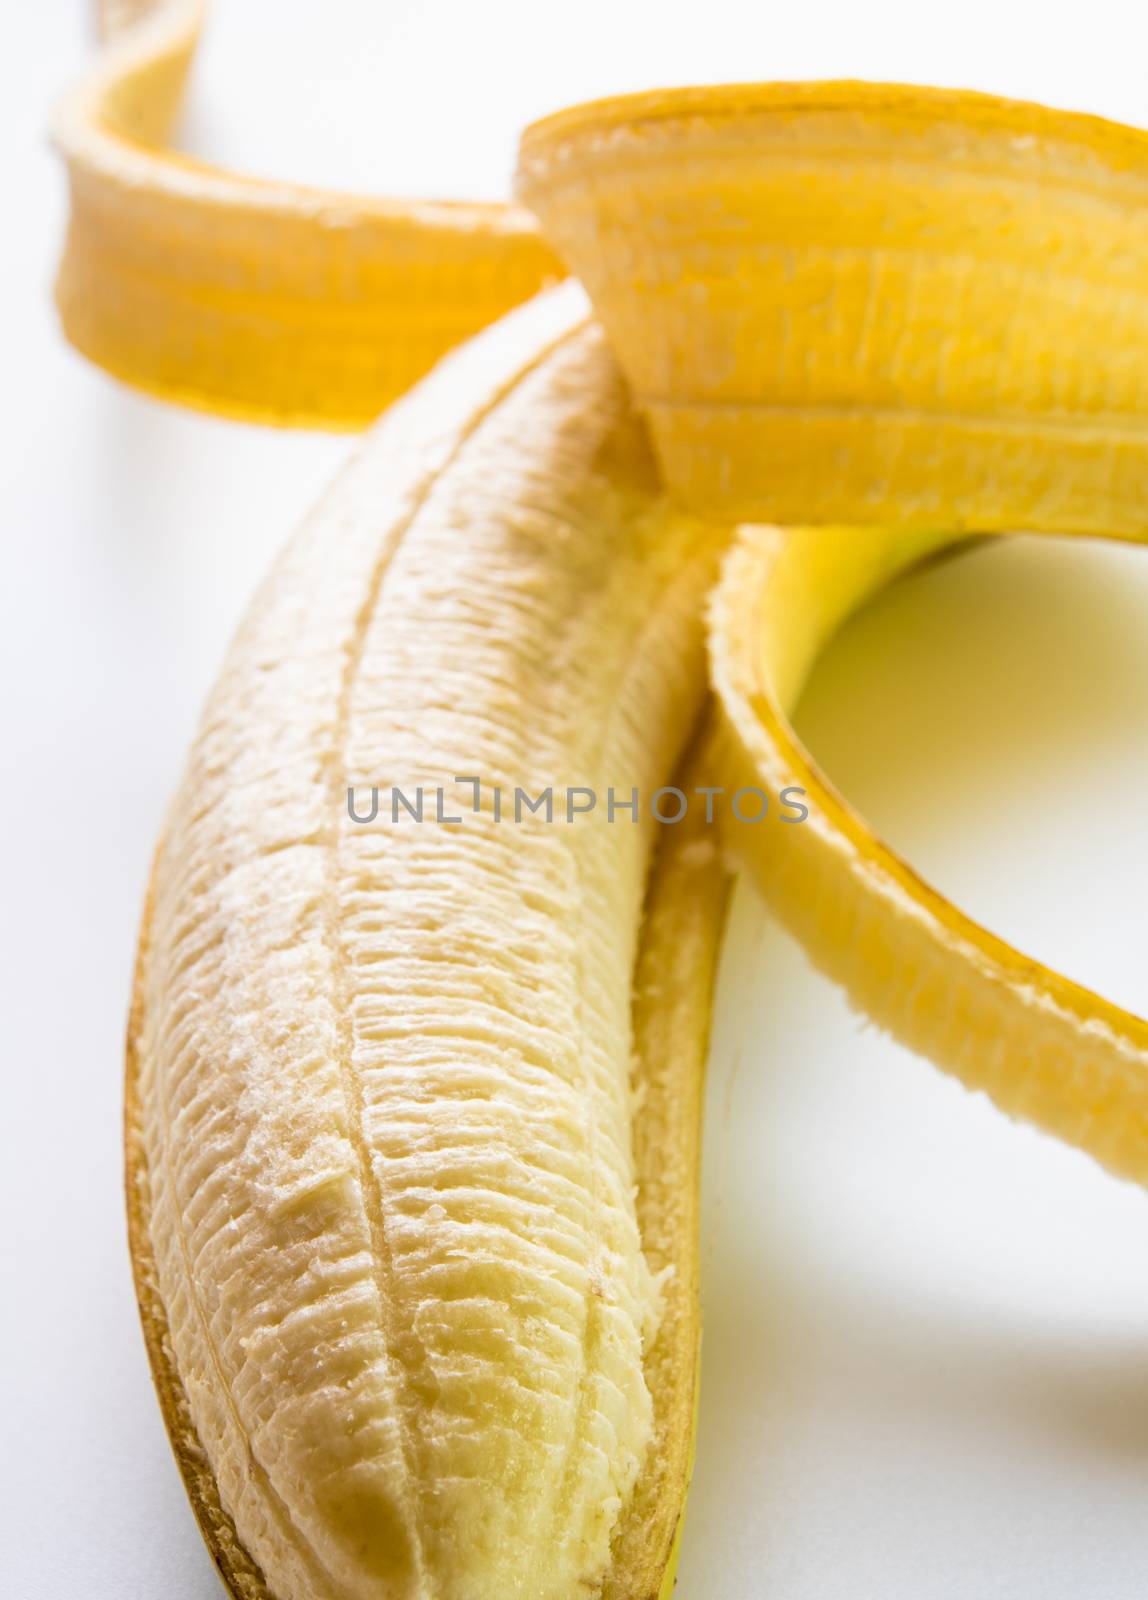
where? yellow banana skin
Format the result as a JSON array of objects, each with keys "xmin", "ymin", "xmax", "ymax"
[
  {"xmin": 54, "ymin": 0, "xmax": 560, "ymax": 426},
  {"xmin": 51, "ymin": 3, "xmax": 1148, "ymax": 1596},
  {"xmin": 608, "ymin": 756, "xmax": 729, "ymax": 1600},
  {"xmin": 708, "ymin": 525, "xmax": 1148, "ymax": 1185},
  {"xmin": 519, "ymin": 83, "xmax": 1148, "ymax": 1184},
  {"xmin": 518, "ymin": 82, "xmax": 1148, "ymax": 537}
]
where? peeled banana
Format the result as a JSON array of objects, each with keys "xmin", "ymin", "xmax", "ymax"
[
  {"xmin": 52, "ymin": 1, "xmax": 1148, "ymax": 1596},
  {"xmin": 127, "ymin": 284, "xmax": 729, "ymax": 1600}
]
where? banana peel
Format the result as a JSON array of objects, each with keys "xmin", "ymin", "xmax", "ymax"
[
  {"xmin": 519, "ymin": 82, "xmax": 1148, "ymax": 538},
  {"xmin": 54, "ymin": 0, "xmax": 561, "ymax": 426}
]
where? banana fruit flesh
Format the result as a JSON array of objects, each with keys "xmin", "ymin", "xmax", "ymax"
[
  {"xmin": 128, "ymin": 282, "xmax": 728, "ymax": 1600},
  {"xmin": 53, "ymin": 2, "xmax": 1148, "ymax": 1595}
]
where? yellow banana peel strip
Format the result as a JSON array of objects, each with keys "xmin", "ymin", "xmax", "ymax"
[
  {"xmin": 54, "ymin": 3, "xmax": 1148, "ymax": 1598},
  {"xmin": 519, "ymin": 83, "xmax": 1148, "ymax": 538},
  {"xmin": 519, "ymin": 83, "xmax": 1148, "ymax": 1179},
  {"xmin": 54, "ymin": 0, "xmax": 561, "ymax": 425},
  {"xmin": 708, "ymin": 525, "xmax": 1148, "ymax": 1186}
]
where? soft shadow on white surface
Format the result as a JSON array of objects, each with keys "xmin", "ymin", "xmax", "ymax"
[{"xmin": 677, "ymin": 540, "xmax": 1148, "ymax": 1599}]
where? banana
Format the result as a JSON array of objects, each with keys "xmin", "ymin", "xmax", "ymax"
[
  {"xmin": 127, "ymin": 282, "xmax": 729, "ymax": 1600},
  {"xmin": 53, "ymin": 3, "xmax": 1148, "ymax": 1596}
]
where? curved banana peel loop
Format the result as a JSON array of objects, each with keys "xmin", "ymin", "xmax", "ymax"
[
  {"xmin": 54, "ymin": 0, "xmax": 561, "ymax": 426},
  {"xmin": 707, "ymin": 526, "xmax": 1148, "ymax": 1187},
  {"xmin": 54, "ymin": 2, "xmax": 1148, "ymax": 1598}
]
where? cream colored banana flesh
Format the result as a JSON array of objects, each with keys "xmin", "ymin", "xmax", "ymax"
[
  {"xmin": 53, "ymin": 1, "xmax": 1148, "ymax": 1596},
  {"xmin": 128, "ymin": 283, "xmax": 728, "ymax": 1600}
]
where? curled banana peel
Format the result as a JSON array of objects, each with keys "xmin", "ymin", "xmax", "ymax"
[
  {"xmin": 707, "ymin": 525, "xmax": 1148, "ymax": 1188},
  {"xmin": 56, "ymin": 2, "xmax": 1148, "ymax": 1597},
  {"xmin": 519, "ymin": 83, "xmax": 1148, "ymax": 538},
  {"xmin": 54, "ymin": 0, "xmax": 561, "ymax": 425}
]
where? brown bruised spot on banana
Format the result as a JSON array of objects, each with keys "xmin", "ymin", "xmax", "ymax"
[{"xmin": 129, "ymin": 282, "xmax": 733, "ymax": 1600}]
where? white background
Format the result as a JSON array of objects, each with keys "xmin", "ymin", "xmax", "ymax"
[{"xmin": 5, "ymin": 3, "xmax": 1148, "ymax": 1596}]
